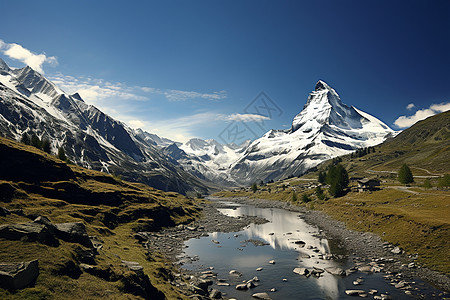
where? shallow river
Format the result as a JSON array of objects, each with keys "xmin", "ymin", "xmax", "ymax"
[{"xmin": 179, "ymin": 201, "xmax": 431, "ymax": 299}]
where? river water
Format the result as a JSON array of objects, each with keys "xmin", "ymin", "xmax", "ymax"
[{"xmin": 179, "ymin": 201, "xmax": 435, "ymax": 299}]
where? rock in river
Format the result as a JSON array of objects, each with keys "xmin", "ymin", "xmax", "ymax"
[{"xmin": 252, "ymin": 292, "xmax": 272, "ymax": 299}]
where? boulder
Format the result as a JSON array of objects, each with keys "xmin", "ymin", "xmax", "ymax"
[
  {"xmin": 236, "ymin": 283, "xmax": 248, "ymax": 290},
  {"xmin": 293, "ymin": 267, "xmax": 309, "ymax": 276},
  {"xmin": 55, "ymin": 222, "xmax": 93, "ymax": 248},
  {"xmin": 0, "ymin": 260, "xmax": 39, "ymax": 290},
  {"xmin": 391, "ymin": 246, "xmax": 402, "ymax": 254},
  {"xmin": 0, "ymin": 222, "xmax": 58, "ymax": 246},
  {"xmin": 345, "ymin": 289, "xmax": 365, "ymax": 296},
  {"xmin": 252, "ymin": 292, "xmax": 272, "ymax": 299},
  {"xmin": 209, "ymin": 288, "xmax": 222, "ymax": 299},
  {"xmin": 325, "ymin": 267, "xmax": 346, "ymax": 276}
]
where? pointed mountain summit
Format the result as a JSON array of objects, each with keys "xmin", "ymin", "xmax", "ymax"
[{"xmin": 229, "ymin": 80, "xmax": 396, "ymax": 184}]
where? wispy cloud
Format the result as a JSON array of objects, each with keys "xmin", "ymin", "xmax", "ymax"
[
  {"xmin": 123, "ymin": 112, "xmax": 223, "ymax": 143},
  {"xmin": 225, "ymin": 113, "xmax": 270, "ymax": 122},
  {"xmin": 163, "ymin": 89, "xmax": 226, "ymax": 101},
  {"xmin": 406, "ymin": 103, "xmax": 415, "ymax": 110},
  {"xmin": 0, "ymin": 39, "xmax": 57, "ymax": 74},
  {"xmin": 49, "ymin": 73, "xmax": 148, "ymax": 102},
  {"xmin": 394, "ymin": 102, "xmax": 450, "ymax": 128},
  {"xmin": 49, "ymin": 73, "xmax": 226, "ymax": 103}
]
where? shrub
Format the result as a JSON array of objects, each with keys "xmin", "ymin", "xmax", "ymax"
[
  {"xmin": 251, "ymin": 183, "xmax": 258, "ymax": 193},
  {"xmin": 292, "ymin": 192, "xmax": 297, "ymax": 202},
  {"xmin": 437, "ymin": 174, "xmax": 450, "ymax": 188},
  {"xmin": 301, "ymin": 194, "xmax": 311, "ymax": 203},
  {"xmin": 316, "ymin": 186, "xmax": 326, "ymax": 200},
  {"xmin": 423, "ymin": 178, "xmax": 432, "ymax": 189}
]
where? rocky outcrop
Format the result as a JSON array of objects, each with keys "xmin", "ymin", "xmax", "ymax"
[
  {"xmin": 0, "ymin": 218, "xmax": 94, "ymax": 249},
  {"xmin": 0, "ymin": 221, "xmax": 59, "ymax": 246},
  {"xmin": 0, "ymin": 260, "xmax": 39, "ymax": 290},
  {"xmin": 54, "ymin": 222, "xmax": 93, "ymax": 248}
]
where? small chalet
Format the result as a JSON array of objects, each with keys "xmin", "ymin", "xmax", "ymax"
[{"xmin": 356, "ymin": 178, "xmax": 381, "ymax": 192}]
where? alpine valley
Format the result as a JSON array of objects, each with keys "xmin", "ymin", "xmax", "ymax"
[{"xmin": 0, "ymin": 59, "xmax": 396, "ymax": 191}]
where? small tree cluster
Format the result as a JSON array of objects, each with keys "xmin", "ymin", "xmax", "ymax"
[
  {"xmin": 350, "ymin": 146, "xmax": 376, "ymax": 159},
  {"xmin": 326, "ymin": 164, "xmax": 349, "ymax": 197},
  {"xmin": 398, "ymin": 164, "xmax": 414, "ymax": 184},
  {"xmin": 21, "ymin": 132, "xmax": 51, "ymax": 154}
]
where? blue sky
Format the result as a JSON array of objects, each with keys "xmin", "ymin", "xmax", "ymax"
[{"xmin": 1, "ymin": 0, "xmax": 449, "ymax": 143}]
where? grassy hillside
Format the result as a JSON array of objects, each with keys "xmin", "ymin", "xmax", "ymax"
[
  {"xmin": 0, "ymin": 136, "xmax": 201, "ymax": 299},
  {"xmin": 215, "ymin": 111, "xmax": 450, "ymax": 274}
]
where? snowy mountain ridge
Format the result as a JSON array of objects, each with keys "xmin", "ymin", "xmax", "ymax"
[
  {"xmin": 0, "ymin": 57, "xmax": 396, "ymax": 188},
  {"xmin": 0, "ymin": 58, "xmax": 209, "ymax": 194}
]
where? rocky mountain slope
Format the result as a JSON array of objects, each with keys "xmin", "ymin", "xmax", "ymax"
[{"xmin": 0, "ymin": 59, "xmax": 209, "ymax": 195}]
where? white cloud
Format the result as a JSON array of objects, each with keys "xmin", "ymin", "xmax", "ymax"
[
  {"xmin": 0, "ymin": 39, "xmax": 57, "ymax": 74},
  {"xmin": 164, "ymin": 89, "xmax": 226, "ymax": 101},
  {"xmin": 49, "ymin": 73, "xmax": 148, "ymax": 102},
  {"xmin": 128, "ymin": 119, "xmax": 146, "ymax": 129},
  {"xmin": 406, "ymin": 103, "xmax": 415, "ymax": 110},
  {"xmin": 224, "ymin": 113, "xmax": 270, "ymax": 122},
  {"xmin": 394, "ymin": 102, "xmax": 450, "ymax": 128}
]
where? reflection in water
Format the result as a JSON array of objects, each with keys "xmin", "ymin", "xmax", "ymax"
[{"xmin": 217, "ymin": 203, "xmax": 339, "ymax": 299}]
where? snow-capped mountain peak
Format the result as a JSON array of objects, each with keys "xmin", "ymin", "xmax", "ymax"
[{"xmin": 229, "ymin": 80, "xmax": 396, "ymax": 184}]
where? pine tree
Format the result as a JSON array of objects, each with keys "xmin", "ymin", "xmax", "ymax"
[
  {"xmin": 292, "ymin": 192, "xmax": 298, "ymax": 202},
  {"xmin": 41, "ymin": 138, "xmax": 51, "ymax": 153},
  {"xmin": 327, "ymin": 164, "xmax": 349, "ymax": 197},
  {"xmin": 398, "ymin": 164, "xmax": 414, "ymax": 184},
  {"xmin": 30, "ymin": 134, "xmax": 41, "ymax": 149},
  {"xmin": 21, "ymin": 133, "xmax": 30, "ymax": 145},
  {"xmin": 251, "ymin": 183, "xmax": 258, "ymax": 193},
  {"xmin": 57, "ymin": 147, "xmax": 66, "ymax": 161},
  {"xmin": 318, "ymin": 171, "xmax": 326, "ymax": 184}
]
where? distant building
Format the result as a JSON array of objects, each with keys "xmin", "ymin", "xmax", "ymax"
[{"xmin": 357, "ymin": 178, "xmax": 381, "ymax": 192}]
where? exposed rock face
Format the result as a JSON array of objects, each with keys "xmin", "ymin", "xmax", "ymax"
[
  {"xmin": 120, "ymin": 260, "xmax": 165, "ymax": 300},
  {"xmin": 0, "ymin": 260, "xmax": 39, "ymax": 290}
]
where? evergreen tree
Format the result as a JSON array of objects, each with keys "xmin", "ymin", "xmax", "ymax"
[
  {"xmin": 251, "ymin": 183, "xmax": 258, "ymax": 193},
  {"xmin": 398, "ymin": 164, "xmax": 414, "ymax": 184},
  {"xmin": 30, "ymin": 134, "xmax": 41, "ymax": 149},
  {"xmin": 327, "ymin": 164, "xmax": 349, "ymax": 197},
  {"xmin": 41, "ymin": 138, "xmax": 51, "ymax": 153},
  {"xmin": 318, "ymin": 171, "xmax": 326, "ymax": 184},
  {"xmin": 57, "ymin": 147, "xmax": 66, "ymax": 161},
  {"xmin": 21, "ymin": 133, "xmax": 30, "ymax": 145}
]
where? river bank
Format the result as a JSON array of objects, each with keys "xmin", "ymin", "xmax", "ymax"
[{"xmin": 144, "ymin": 196, "xmax": 449, "ymax": 299}]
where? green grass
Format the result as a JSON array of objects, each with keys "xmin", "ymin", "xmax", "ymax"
[{"xmin": 0, "ymin": 137, "xmax": 200, "ymax": 299}]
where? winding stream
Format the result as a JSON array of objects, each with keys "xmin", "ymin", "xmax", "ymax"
[{"xmin": 178, "ymin": 201, "xmax": 436, "ymax": 299}]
